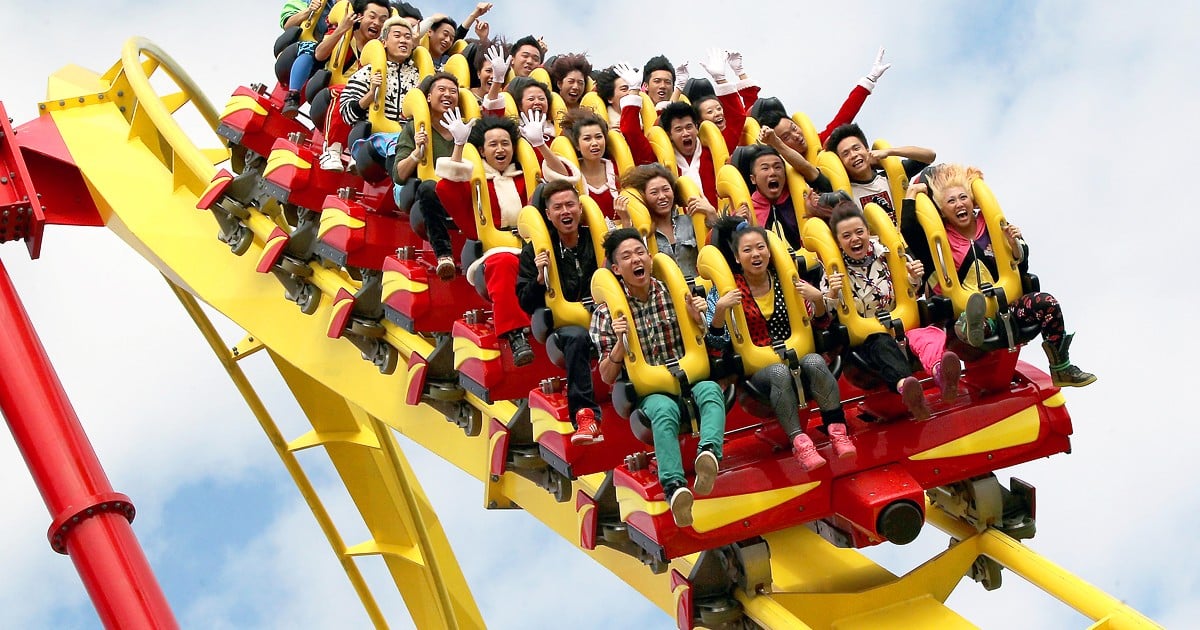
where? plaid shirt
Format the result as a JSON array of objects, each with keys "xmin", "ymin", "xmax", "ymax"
[{"xmin": 590, "ymin": 278, "xmax": 685, "ymax": 367}]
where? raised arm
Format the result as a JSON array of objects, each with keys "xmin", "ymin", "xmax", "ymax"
[
  {"xmin": 613, "ymin": 63, "xmax": 655, "ymax": 165},
  {"xmin": 817, "ymin": 47, "xmax": 890, "ymax": 144},
  {"xmin": 314, "ymin": 10, "xmax": 355, "ymax": 62},
  {"xmin": 458, "ymin": 2, "xmax": 492, "ymax": 36},
  {"xmin": 874, "ymin": 144, "xmax": 936, "ymax": 166},
  {"xmin": 520, "ymin": 110, "xmax": 569, "ymax": 177},
  {"xmin": 760, "ymin": 127, "xmax": 820, "ymax": 182}
]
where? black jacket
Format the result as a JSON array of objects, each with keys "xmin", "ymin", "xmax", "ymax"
[{"xmin": 516, "ymin": 226, "xmax": 599, "ymax": 315}]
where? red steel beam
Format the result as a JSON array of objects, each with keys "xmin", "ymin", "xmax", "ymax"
[{"xmin": 0, "ymin": 257, "xmax": 177, "ymax": 628}]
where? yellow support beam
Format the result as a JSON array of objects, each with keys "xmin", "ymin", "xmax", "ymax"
[
  {"xmin": 926, "ymin": 505, "xmax": 1161, "ymax": 630},
  {"xmin": 166, "ymin": 280, "xmax": 390, "ymax": 628}
]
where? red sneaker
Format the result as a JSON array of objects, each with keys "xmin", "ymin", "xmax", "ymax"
[
  {"xmin": 571, "ymin": 408, "xmax": 603, "ymax": 445},
  {"xmin": 791, "ymin": 433, "xmax": 827, "ymax": 471},
  {"xmin": 828, "ymin": 423, "xmax": 857, "ymax": 459}
]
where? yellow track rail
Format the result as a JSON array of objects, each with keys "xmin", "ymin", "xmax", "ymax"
[{"xmin": 33, "ymin": 38, "xmax": 1160, "ymax": 629}]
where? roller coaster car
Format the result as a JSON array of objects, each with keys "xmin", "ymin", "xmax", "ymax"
[
  {"xmin": 801, "ymin": 204, "xmax": 936, "ymax": 421},
  {"xmin": 381, "ymin": 248, "xmax": 489, "ymax": 333},
  {"xmin": 612, "ymin": 361, "xmax": 1073, "ymax": 562},
  {"xmin": 260, "ymin": 133, "xmax": 361, "ymax": 213},
  {"xmin": 313, "ymin": 185, "xmax": 420, "ymax": 271},
  {"xmin": 696, "ymin": 234, "xmax": 821, "ymax": 377},
  {"xmin": 452, "ymin": 310, "xmax": 563, "ymax": 404},
  {"xmin": 215, "ymin": 84, "xmax": 309, "ymax": 161},
  {"xmin": 514, "ymin": 200, "xmax": 647, "ymax": 478},
  {"xmin": 912, "ymin": 179, "xmax": 1042, "ymax": 390}
]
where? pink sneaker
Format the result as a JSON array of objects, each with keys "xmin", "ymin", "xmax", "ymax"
[
  {"xmin": 828, "ymin": 423, "xmax": 857, "ymax": 459},
  {"xmin": 936, "ymin": 351, "xmax": 961, "ymax": 403},
  {"xmin": 571, "ymin": 408, "xmax": 603, "ymax": 445},
  {"xmin": 791, "ymin": 433, "xmax": 827, "ymax": 471},
  {"xmin": 899, "ymin": 376, "xmax": 931, "ymax": 421}
]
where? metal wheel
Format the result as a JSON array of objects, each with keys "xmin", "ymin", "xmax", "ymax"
[
  {"xmin": 297, "ymin": 283, "xmax": 320, "ymax": 315},
  {"xmin": 230, "ymin": 226, "xmax": 253, "ymax": 256},
  {"xmin": 350, "ymin": 318, "xmax": 386, "ymax": 339}
]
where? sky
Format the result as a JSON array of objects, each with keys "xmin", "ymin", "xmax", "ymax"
[{"xmin": 1, "ymin": 1, "xmax": 1197, "ymax": 628}]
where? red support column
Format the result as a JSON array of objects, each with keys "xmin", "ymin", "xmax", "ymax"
[{"xmin": 0, "ymin": 257, "xmax": 177, "ymax": 629}]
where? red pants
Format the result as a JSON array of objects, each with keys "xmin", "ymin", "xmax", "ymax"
[
  {"xmin": 484, "ymin": 253, "xmax": 530, "ymax": 336},
  {"xmin": 324, "ymin": 85, "xmax": 350, "ymax": 148}
]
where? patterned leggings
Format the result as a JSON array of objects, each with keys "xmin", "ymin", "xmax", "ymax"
[{"xmin": 1013, "ymin": 291, "xmax": 1064, "ymax": 345}]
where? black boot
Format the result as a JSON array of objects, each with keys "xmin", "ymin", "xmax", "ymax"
[
  {"xmin": 507, "ymin": 329, "xmax": 534, "ymax": 367},
  {"xmin": 1042, "ymin": 333, "xmax": 1096, "ymax": 388},
  {"xmin": 281, "ymin": 90, "xmax": 302, "ymax": 119}
]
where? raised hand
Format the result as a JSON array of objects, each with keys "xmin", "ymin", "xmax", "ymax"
[
  {"xmin": 674, "ymin": 61, "xmax": 690, "ymax": 92},
  {"xmin": 727, "ymin": 50, "xmax": 746, "ymax": 77},
  {"xmin": 442, "ymin": 108, "xmax": 476, "ymax": 146},
  {"xmin": 519, "ymin": 109, "xmax": 548, "ymax": 147},
  {"xmin": 699, "ymin": 48, "xmax": 727, "ymax": 83},
  {"xmin": 859, "ymin": 47, "xmax": 891, "ymax": 92},
  {"xmin": 867, "ymin": 47, "xmax": 891, "ymax": 82},
  {"xmin": 485, "ymin": 44, "xmax": 511, "ymax": 84},
  {"xmin": 612, "ymin": 62, "xmax": 642, "ymax": 90}
]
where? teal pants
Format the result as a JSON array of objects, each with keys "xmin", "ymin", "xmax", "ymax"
[{"xmin": 639, "ymin": 380, "xmax": 726, "ymax": 491}]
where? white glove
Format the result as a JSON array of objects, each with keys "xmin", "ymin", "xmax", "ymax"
[
  {"xmin": 442, "ymin": 108, "xmax": 476, "ymax": 146},
  {"xmin": 699, "ymin": 48, "xmax": 727, "ymax": 83},
  {"xmin": 674, "ymin": 61, "xmax": 690, "ymax": 92},
  {"xmin": 519, "ymin": 109, "xmax": 547, "ymax": 147},
  {"xmin": 727, "ymin": 50, "xmax": 745, "ymax": 76},
  {"xmin": 859, "ymin": 47, "xmax": 891, "ymax": 92},
  {"xmin": 612, "ymin": 62, "xmax": 642, "ymax": 90},
  {"xmin": 485, "ymin": 44, "xmax": 511, "ymax": 85}
]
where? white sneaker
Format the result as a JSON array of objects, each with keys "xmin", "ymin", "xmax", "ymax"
[
  {"xmin": 668, "ymin": 486, "xmax": 694, "ymax": 528},
  {"xmin": 319, "ymin": 146, "xmax": 344, "ymax": 171}
]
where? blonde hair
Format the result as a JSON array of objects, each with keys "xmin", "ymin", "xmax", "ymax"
[
  {"xmin": 926, "ymin": 163, "xmax": 985, "ymax": 205},
  {"xmin": 382, "ymin": 15, "xmax": 416, "ymax": 40}
]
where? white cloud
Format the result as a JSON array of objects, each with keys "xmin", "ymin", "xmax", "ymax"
[{"xmin": 0, "ymin": 1, "xmax": 1190, "ymax": 628}]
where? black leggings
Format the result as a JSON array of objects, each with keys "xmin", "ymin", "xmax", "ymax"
[
  {"xmin": 413, "ymin": 179, "xmax": 456, "ymax": 258},
  {"xmin": 857, "ymin": 333, "xmax": 913, "ymax": 392},
  {"xmin": 558, "ymin": 326, "xmax": 601, "ymax": 422}
]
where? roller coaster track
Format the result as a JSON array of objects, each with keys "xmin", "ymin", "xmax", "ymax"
[{"xmin": 0, "ymin": 38, "xmax": 1160, "ymax": 629}]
